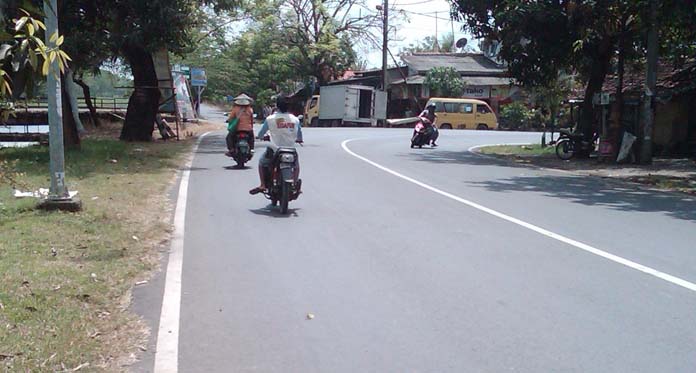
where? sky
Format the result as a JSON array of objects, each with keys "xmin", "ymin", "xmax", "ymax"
[{"xmin": 362, "ymin": 0, "xmax": 477, "ymax": 68}]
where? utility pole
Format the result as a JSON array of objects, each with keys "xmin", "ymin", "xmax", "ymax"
[
  {"xmin": 39, "ymin": 0, "xmax": 81, "ymax": 211},
  {"xmin": 382, "ymin": 0, "xmax": 389, "ymax": 91},
  {"xmin": 640, "ymin": 0, "xmax": 658, "ymax": 164},
  {"xmin": 435, "ymin": 11, "xmax": 439, "ymax": 52}
]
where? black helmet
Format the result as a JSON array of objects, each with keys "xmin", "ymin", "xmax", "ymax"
[
  {"xmin": 427, "ymin": 103, "xmax": 436, "ymax": 109},
  {"xmin": 276, "ymin": 94, "xmax": 289, "ymax": 112}
]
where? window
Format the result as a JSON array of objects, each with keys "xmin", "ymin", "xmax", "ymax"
[
  {"xmin": 444, "ymin": 103, "xmax": 458, "ymax": 113},
  {"xmin": 427, "ymin": 101, "xmax": 445, "ymax": 112},
  {"xmin": 462, "ymin": 103, "xmax": 474, "ymax": 114},
  {"xmin": 477, "ymin": 104, "xmax": 491, "ymax": 114},
  {"xmin": 309, "ymin": 98, "xmax": 318, "ymax": 109}
]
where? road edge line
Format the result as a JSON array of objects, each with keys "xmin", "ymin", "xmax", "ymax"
[
  {"xmin": 342, "ymin": 138, "xmax": 696, "ymax": 293},
  {"xmin": 154, "ymin": 132, "xmax": 211, "ymax": 373}
]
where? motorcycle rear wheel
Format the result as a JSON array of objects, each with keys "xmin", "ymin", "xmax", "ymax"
[{"xmin": 280, "ymin": 181, "xmax": 291, "ymax": 214}]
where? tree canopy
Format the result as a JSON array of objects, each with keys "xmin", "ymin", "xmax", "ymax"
[
  {"xmin": 425, "ymin": 67, "xmax": 463, "ymax": 98},
  {"xmin": 450, "ymin": 0, "xmax": 696, "ymax": 142}
]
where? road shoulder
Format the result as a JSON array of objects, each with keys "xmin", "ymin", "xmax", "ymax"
[{"xmin": 471, "ymin": 144, "xmax": 696, "ymax": 196}]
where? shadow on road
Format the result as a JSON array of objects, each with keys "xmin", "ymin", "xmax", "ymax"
[
  {"xmin": 398, "ymin": 149, "xmax": 529, "ymax": 168},
  {"xmin": 469, "ymin": 175, "xmax": 696, "ymax": 222},
  {"xmin": 249, "ymin": 206, "xmax": 301, "ymax": 218},
  {"xmin": 223, "ymin": 165, "xmax": 252, "ymax": 170},
  {"xmin": 399, "ymin": 149, "xmax": 696, "ymax": 221}
]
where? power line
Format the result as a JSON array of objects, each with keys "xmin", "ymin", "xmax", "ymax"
[
  {"xmin": 394, "ymin": 0, "xmax": 438, "ymax": 6},
  {"xmin": 397, "ymin": 8, "xmax": 459, "ymax": 21}
]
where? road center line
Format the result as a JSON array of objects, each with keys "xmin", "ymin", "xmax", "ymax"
[
  {"xmin": 341, "ymin": 138, "xmax": 696, "ymax": 293},
  {"xmin": 154, "ymin": 132, "xmax": 210, "ymax": 373}
]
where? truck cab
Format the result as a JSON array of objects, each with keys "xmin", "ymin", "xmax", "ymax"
[{"xmin": 304, "ymin": 95, "xmax": 320, "ymax": 127}]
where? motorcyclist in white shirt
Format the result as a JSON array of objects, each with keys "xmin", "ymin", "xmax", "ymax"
[{"xmin": 249, "ymin": 95, "xmax": 303, "ymax": 195}]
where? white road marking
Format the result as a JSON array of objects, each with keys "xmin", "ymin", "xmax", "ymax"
[
  {"xmin": 154, "ymin": 132, "xmax": 210, "ymax": 373},
  {"xmin": 342, "ymin": 138, "xmax": 696, "ymax": 293}
]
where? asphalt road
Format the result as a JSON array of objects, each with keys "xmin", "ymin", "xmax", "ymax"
[{"xmin": 144, "ymin": 127, "xmax": 696, "ymax": 372}]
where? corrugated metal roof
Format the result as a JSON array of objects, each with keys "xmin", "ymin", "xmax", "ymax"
[
  {"xmin": 462, "ymin": 76, "xmax": 513, "ymax": 85},
  {"xmin": 392, "ymin": 75, "xmax": 513, "ymax": 86},
  {"xmin": 402, "ymin": 53, "xmax": 507, "ymax": 75},
  {"xmin": 392, "ymin": 75, "xmax": 426, "ymax": 85}
]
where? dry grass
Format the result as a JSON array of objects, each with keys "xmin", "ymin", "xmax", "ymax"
[{"xmin": 0, "ymin": 122, "xmax": 197, "ymax": 371}]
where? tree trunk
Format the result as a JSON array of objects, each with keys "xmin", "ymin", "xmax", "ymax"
[
  {"xmin": 61, "ymin": 74, "xmax": 81, "ymax": 148},
  {"xmin": 578, "ymin": 38, "xmax": 613, "ymax": 157},
  {"xmin": 613, "ymin": 31, "xmax": 627, "ymax": 159},
  {"xmin": 74, "ymin": 75, "xmax": 101, "ymax": 128},
  {"xmin": 120, "ymin": 45, "xmax": 160, "ymax": 141}
]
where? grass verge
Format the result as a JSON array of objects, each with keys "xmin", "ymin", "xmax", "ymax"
[
  {"xmin": 477, "ymin": 144, "xmax": 555, "ymax": 156},
  {"xmin": 0, "ymin": 136, "xmax": 194, "ymax": 371}
]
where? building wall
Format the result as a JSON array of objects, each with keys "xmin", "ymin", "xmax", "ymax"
[{"xmin": 654, "ymin": 95, "xmax": 691, "ymax": 152}]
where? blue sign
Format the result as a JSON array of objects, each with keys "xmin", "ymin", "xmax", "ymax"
[{"xmin": 191, "ymin": 67, "xmax": 207, "ymax": 87}]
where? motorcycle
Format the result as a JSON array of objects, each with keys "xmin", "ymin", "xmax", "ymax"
[
  {"xmin": 262, "ymin": 145, "xmax": 302, "ymax": 214},
  {"xmin": 555, "ymin": 128, "xmax": 599, "ymax": 160},
  {"xmin": 227, "ymin": 131, "xmax": 254, "ymax": 167},
  {"xmin": 411, "ymin": 119, "xmax": 435, "ymax": 148}
]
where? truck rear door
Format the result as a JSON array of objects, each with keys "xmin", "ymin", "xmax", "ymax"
[
  {"xmin": 374, "ymin": 91, "xmax": 387, "ymax": 120},
  {"xmin": 344, "ymin": 87, "xmax": 360, "ymax": 120}
]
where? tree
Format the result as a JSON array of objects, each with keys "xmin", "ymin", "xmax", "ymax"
[
  {"xmin": 451, "ymin": 0, "xmax": 696, "ymax": 158},
  {"xmin": 280, "ymin": 0, "xmax": 380, "ymax": 86},
  {"xmin": 425, "ymin": 67, "xmax": 463, "ymax": 97},
  {"xmin": 175, "ymin": 10, "xmax": 299, "ymax": 107},
  {"xmin": 400, "ymin": 36, "xmax": 438, "ymax": 55},
  {"xmin": 1, "ymin": 2, "xmax": 70, "ymax": 118},
  {"xmin": 440, "ymin": 32, "xmax": 455, "ymax": 53},
  {"xmin": 531, "ymin": 73, "xmax": 573, "ymax": 128},
  {"xmin": 55, "ymin": 0, "xmax": 241, "ymax": 141}
]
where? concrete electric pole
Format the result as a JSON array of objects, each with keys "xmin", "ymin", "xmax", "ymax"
[
  {"xmin": 39, "ymin": 0, "xmax": 81, "ymax": 211},
  {"xmin": 382, "ymin": 0, "xmax": 389, "ymax": 91},
  {"xmin": 640, "ymin": 0, "xmax": 658, "ymax": 164}
]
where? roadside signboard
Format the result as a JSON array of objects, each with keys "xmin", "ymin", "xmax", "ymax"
[{"xmin": 191, "ymin": 67, "xmax": 207, "ymax": 87}]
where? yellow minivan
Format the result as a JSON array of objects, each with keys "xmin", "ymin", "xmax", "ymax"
[
  {"xmin": 424, "ymin": 98, "xmax": 498, "ymax": 130},
  {"xmin": 304, "ymin": 95, "xmax": 320, "ymax": 127}
]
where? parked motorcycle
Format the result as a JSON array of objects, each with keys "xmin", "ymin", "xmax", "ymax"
[
  {"xmin": 263, "ymin": 146, "xmax": 302, "ymax": 214},
  {"xmin": 228, "ymin": 131, "xmax": 254, "ymax": 167},
  {"xmin": 411, "ymin": 119, "xmax": 435, "ymax": 148},
  {"xmin": 555, "ymin": 128, "xmax": 599, "ymax": 160}
]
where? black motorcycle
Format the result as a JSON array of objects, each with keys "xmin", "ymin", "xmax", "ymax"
[
  {"xmin": 263, "ymin": 147, "xmax": 302, "ymax": 214},
  {"xmin": 228, "ymin": 131, "xmax": 253, "ymax": 167},
  {"xmin": 555, "ymin": 128, "xmax": 599, "ymax": 160}
]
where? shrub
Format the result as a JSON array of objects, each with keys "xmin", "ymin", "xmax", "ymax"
[{"xmin": 499, "ymin": 102, "xmax": 532, "ymax": 130}]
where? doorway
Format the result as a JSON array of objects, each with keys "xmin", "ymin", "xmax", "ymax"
[{"xmin": 359, "ymin": 89, "xmax": 372, "ymax": 119}]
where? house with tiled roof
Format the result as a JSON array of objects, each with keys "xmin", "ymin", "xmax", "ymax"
[
  {"xmin": 389, "ymin": 53, "xmax": 522, "ymax": 117},
  {"xmin": 600, "ymin": 60, "xmax": 696, "ymax": 155}
]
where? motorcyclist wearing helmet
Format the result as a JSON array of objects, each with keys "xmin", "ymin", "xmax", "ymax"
[
  {"xmin": 419, "ymin": 103, "xmax": 439, "ymax": 146},
  {"xmin": 249, "ymin": 95, "xmax": 303, "ymax": 195}
]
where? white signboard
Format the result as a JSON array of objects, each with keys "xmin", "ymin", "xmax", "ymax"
[{"xmin": 462, "ymin": 86, "xmax": 490, "ymax": 99}]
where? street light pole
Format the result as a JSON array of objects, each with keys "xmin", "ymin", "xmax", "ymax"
[
  {"xmin": 382, "ymin": 0, "xmax": 388, "ymax": 91},
  {"xmin": 40, "ymin": 0, "xmax": 81, "ymax": 211}
]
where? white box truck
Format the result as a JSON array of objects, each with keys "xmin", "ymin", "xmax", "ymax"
[{"xmin": 317, "ymin": 85, "xmax": 387, "ymax": 127}]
